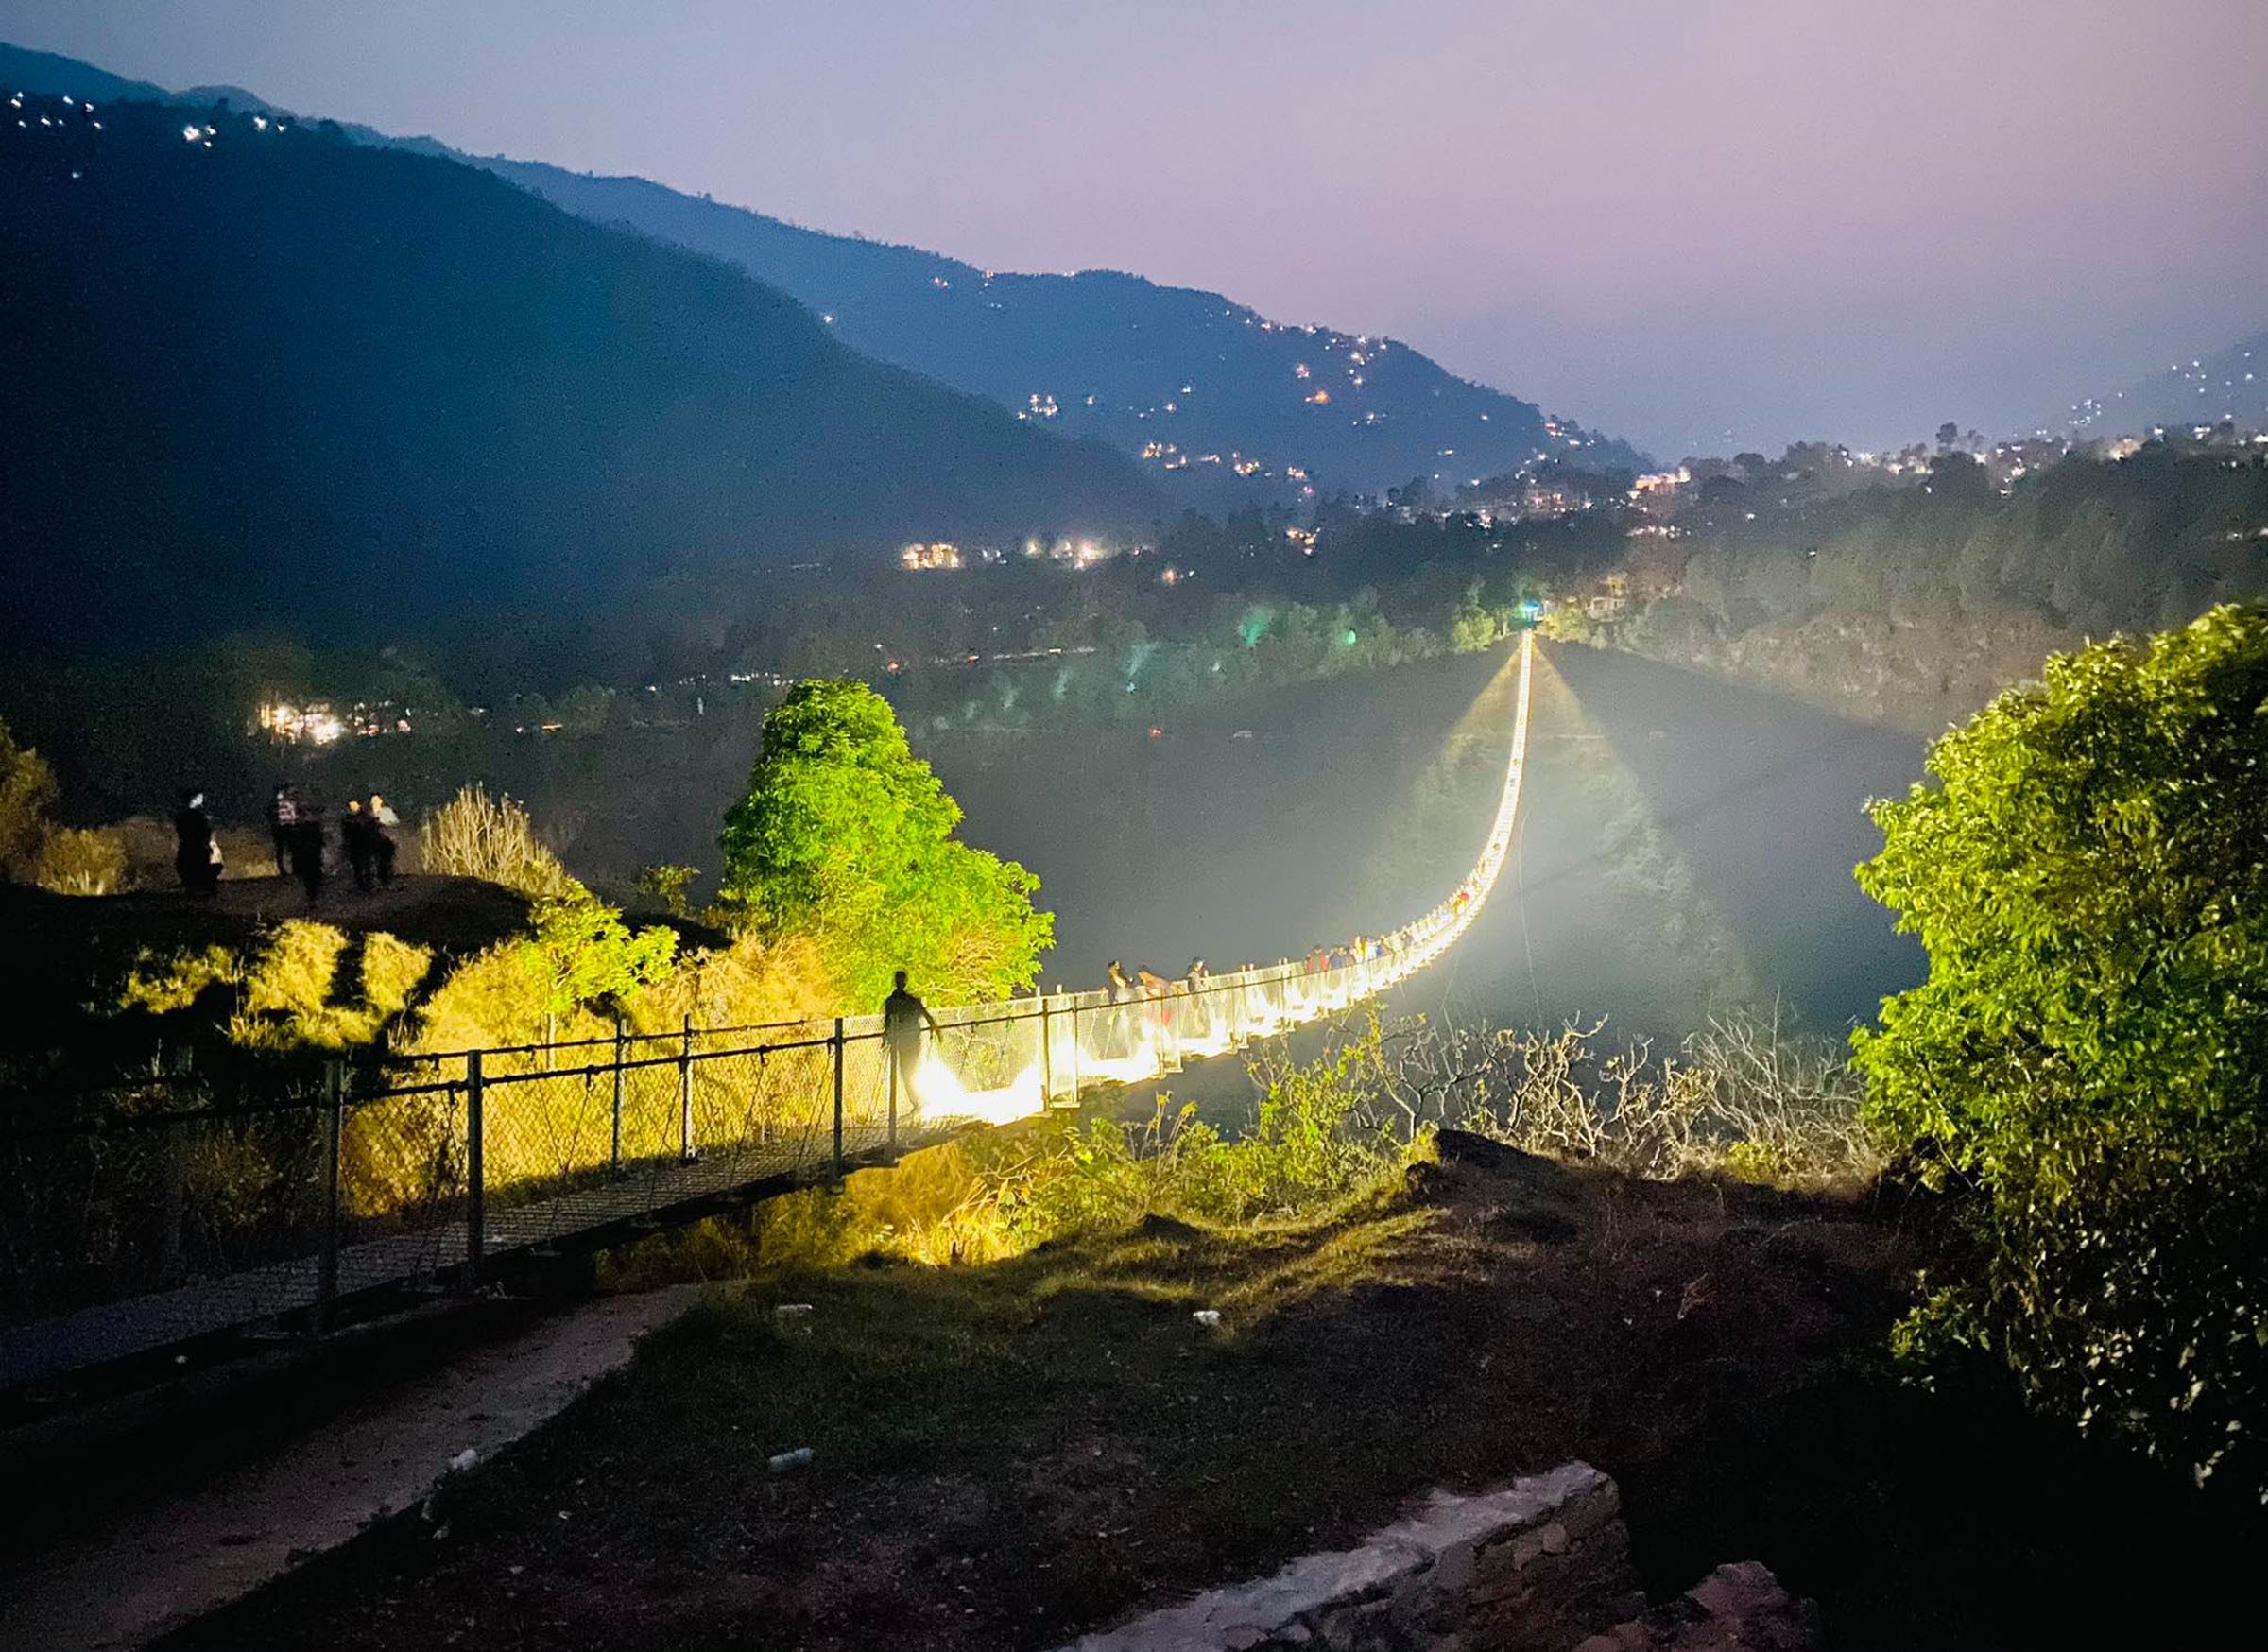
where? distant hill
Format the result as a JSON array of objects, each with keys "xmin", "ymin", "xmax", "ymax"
[
  {"xmin": 2057, "ymin": 331, "xmax": 2268, "ymax": 440},
  {"xmin": 473, "ymin": 159, "xmax": 1649, "ymax": 497},
  {"xmin": 0, "ymin": 41, "xmax": 1643, "ymax": 500},
  {"xmin": 0, "ymin": 91, "xmax": 1155, "ymax": 652},
  {"xmin": 0, "ymin": 40, "xmax": 166, "ymax": 104}
]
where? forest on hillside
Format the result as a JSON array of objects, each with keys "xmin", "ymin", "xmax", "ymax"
[
  {"xmin": 1568, "ymin": 438, "xmax": 2268, "ymax": 730},
  {"xmin": 0, "ymin": 94, "xmax": 1154, "ymax": 654}
]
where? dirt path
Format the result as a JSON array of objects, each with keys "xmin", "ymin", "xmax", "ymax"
[{"xmin": 0, "ymin": 1286, "xmax": 701, "ymax": 1652}]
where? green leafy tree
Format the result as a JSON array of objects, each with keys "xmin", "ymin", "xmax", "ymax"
[
  {"xmin": 1450, "ymin": 585, "xmax": 1500, "ymax": 652},
  {"xmin": 524, "ymin": 895, "xmax": 679, "ymax": 1020},
  {"xmin": 716, "ymin": 680, "xmax": 1052, "ymax": 1007},
  {"xmin": 1853, "ymin": 604, "xmax": 2268, "ymax": 1496}
]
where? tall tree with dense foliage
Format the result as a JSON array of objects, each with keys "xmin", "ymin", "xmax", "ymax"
[
  {"xmin": 717, "ymin": 680, "xmax": 1052, "ymax": 1007},
  {"xmin": 1853, "ymin": 603, "xmax": 2268, "ymax": 1497}
]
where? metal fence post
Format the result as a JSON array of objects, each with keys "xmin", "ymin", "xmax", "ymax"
[
  {"xmin": 317, "ymin": 1058, "xmax": 343, "ymax": 1334},
  {"xmin": 886, "ymin": 1044, "xmax": 899, "ymax": 1154},
  {"xmin": 1040, "ymin": 992, "xmax": 1055, "ymax": 1106},
  {"xmin": 1067, "ymin": 998, "xmax": 1080, "ymax": 1111},
  {"xmin": 610, "ymin": 1012, "xmax": 626, "ymax": 1177},
  {"xmin": 465, "ymin": 1049, "xmax": 485, "ymax": 1288},
  {"xmin": 831, "ymin": 1017, "xmax": 846, "ymax": 1179},
  {"xmin": 678, "ymin": 1013, "xmax": 695, "ymax": 1162}
]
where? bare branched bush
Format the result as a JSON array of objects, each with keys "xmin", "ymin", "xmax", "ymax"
[
  {"xmin": 1278, "ymin": 1007, "xmax": 1878, "ymax": 1187},
  {"xmin": 418, "ymin": 784, "xmax": 576, "ymax": 899}
]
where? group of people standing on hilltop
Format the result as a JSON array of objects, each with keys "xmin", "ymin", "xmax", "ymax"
[
  {"xmin": 267, "ymin": 784, "xmax": 398, "ymax": 900},
  {"xmin": 166, "ymin": 784, "xmax": 400, "ymax": 902}
]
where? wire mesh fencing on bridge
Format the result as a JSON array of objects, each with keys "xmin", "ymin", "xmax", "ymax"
[
  {"xmin": 1, "ymin": 641, "xmax": 1534, "ymax": 1386},
  {"xmin": 0, "ymin": 977, "xmax": 1343, "ymax": 1385}
]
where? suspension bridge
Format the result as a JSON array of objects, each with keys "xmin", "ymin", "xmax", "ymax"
[{"xmin": 0, "ymin": 633, "xmax": 1535, "ymax": 1388}]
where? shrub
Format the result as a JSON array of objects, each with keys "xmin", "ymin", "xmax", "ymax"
[
  {"xmin": 116, "ymin": 922, "xmax": 436, "ymax": 1052},
  {"xmin": 1854, "ymin": 603, "xmax": 2268, "ymax": 1498},
  {"xmin": 0, "ymin": 719, "xmax": 58, "ymax": 877},
  {"xmin": 635, "ymin": 863, "xmax": 699, "ymax": 919},
  {"xmin": 631, "ymin": 930, "xmax": 835, "ymax": 1036},
  {"xmin": 1263, "ymin": 1010, "xmax": 1875, "ymax": 1188},
  {"xmin": 32, "ymin": 826, "xmax": 128, "ymax": 895},
  {"xmin": 403, "ymin": 938, "xmax": 563, "ymax": 1058},
  {"xmin": 110, "ymin": 815, "xmax": 182, "ymax": 889},
  {"xmin": 1450, "ymin": 587, "xmax": 1500, "ymax": 652},
  {"xmin": 524, "ymin": 895, "xmax": 677, "ymax": 1019},
  {"xmin": 118, "ymin": 943, "xmax": 242, "ymax": 1016},
  {"xmin": 418, "ymin": 784, "xmax": 576, "ymax": 899}
]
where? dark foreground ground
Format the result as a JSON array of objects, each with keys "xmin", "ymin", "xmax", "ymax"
[{"xmin": 156, "ymin": 1143, "xmax": 2258, "ymax": 1651}]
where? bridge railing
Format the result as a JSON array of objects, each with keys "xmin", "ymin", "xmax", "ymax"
[{"xmin": 0, "ymin": 636, "xmax": 1533, "ymax": 1382}]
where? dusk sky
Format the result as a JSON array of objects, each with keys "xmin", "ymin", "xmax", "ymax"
[{"xmin": 9, "ymin": 0, "xmax": 2263, "ymax": 458}]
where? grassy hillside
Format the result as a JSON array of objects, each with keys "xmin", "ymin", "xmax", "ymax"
[{"xmin": 150, "ymin": 1137, "xmax": 2259, "ymax": 1650}]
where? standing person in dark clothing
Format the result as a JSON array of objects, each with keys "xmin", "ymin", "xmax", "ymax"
[
  {"xmin": 368, "ymin": 794, "xmax": 399, "ymax": 886},
  {"xmin": 173, "ymin": 791, "xmax": 219, "ymax": 896},
  {"xmin": 881, "ymin": 970, "xmax": 944, "ymax": 1117},
  {"xmin": 290, "ymin": 800, "xmax": 327, "ymax": 903},
  {"xmin": 340, "ymin": 799, "xmax": 377, "ymax": 892},
  {"xmin": 266, "ymin": 784, "xmax": 297, "ymax": 877}
]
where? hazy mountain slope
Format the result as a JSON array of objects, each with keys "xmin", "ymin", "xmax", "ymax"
[
  {"xmin": 0, "ymin": 42, "xmax": 1642, "ymax": 497},
  {"xmin": 0, "ymin": 41, "xmax": 166, "ymax": 104},
  {"xmin": 2060, "ymin": 330, "xmax": 2268, "ymax": 439},
  {"xmin": 0, "ymin": 93, "xmax": 1155, "ymax": 651},
  {"xmin": 481, "ymin": 157, "xmax": 1649, "ymax": 495}
]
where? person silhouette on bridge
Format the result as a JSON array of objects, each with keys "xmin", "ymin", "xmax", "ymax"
[{"xmin": 882, "ymin": 970, "xmax": 943, "ymax": 1119}]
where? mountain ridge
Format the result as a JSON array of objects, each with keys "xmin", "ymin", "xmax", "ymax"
[
  {"xmin": 0, "ymin": 39, "xmax": 1646, "ymax": 497},
  {"xmin": 471, "ymin": 153, "xmax": 1650, "ymax": 496},
  {"xmin": 0, "ymin": 89, "xmax": 1156, "ymax": 653},
  {"xmin": 2059, "ymin": 330, "xmax": 2268, "ymax": 440}
]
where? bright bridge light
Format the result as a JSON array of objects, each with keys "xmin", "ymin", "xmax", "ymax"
[{"xmin": 892, "ymin": 633, "xmax": 1537, "ymax": 1127}]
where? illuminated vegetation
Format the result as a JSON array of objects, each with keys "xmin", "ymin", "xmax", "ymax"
[
  {"xmin": 1855, "ymin": 602, "xmax": 2268, "ymax": 1500},
  {"xmin": 417, "ymin": 785, "xmax": 577, "ymax": 901},
  {"xmin": 663, "ymin": 1009, "xmax": 1875, "ymax": 1284},
  {"xmin": 717, "ymin": 680, "xmax": 1052, "ymax": 1006}
]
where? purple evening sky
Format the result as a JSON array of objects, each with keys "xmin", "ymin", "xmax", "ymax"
[{"xmin": 7, "ymin": 0, "xmax": 2263, "ymax": 457}]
